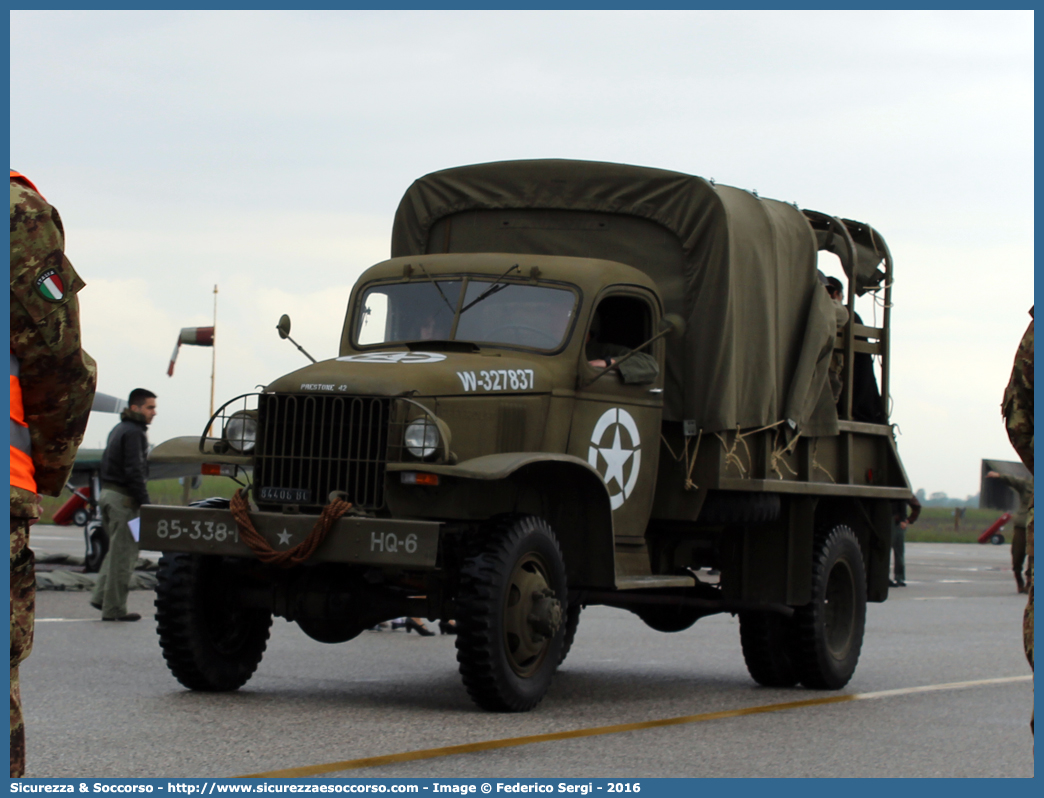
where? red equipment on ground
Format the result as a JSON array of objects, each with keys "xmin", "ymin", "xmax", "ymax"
[
  {"xmin": 977, "ymin": 512, "xmax": 1012, "ymax": 545},
  {"xmin": 52, "ymin": 485, "xmax": 92, "ymax": 526}
]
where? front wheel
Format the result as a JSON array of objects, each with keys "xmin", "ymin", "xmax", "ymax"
[
  {"xmin": 155, "ymin": 553, "xmax": 272, "ymax": 691},
  {"xmin": 455, "ymin": 515, "xmax": 568, "ymax": 712},
  {"xmin": 558, "ymin": 601, "xmax": 582, "ymax": 666},
  {"xmin": 792, "ymin": 525, "xmax": 867, "ymax": 689}
]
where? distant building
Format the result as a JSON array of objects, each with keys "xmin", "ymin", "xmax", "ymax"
[{"xmin": 980, "ymin": 458, "xmax": 1032, "ymax": 511}]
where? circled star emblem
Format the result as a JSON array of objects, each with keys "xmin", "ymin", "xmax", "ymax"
[
  {"xmin": 337, "ymin": 352, "xmax": 446, "ymax": 364},
  {"xmin": 587, "ymin": 407, "xmax": 642, "ymax": 510}
]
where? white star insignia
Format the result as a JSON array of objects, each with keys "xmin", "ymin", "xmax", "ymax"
[
  {"xmin": 597, "ymin": 427, "xmax": 635, "ymax": 490},
  {"xmin": 277, "ymin": 529, "xmax": 292, "ymax": 546}
]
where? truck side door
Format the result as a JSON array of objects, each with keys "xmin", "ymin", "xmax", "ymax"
[{"xmin": 569, "ymin": 289, "xmax": 665, "ymax": 547}]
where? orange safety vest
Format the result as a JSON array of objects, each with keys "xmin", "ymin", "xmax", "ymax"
[
  {"xmin": 10, "ymin": 353, "xmax": 35, "ymax": 492},
  {"xmin": 10, "ymin": 170, "xmax": 39, "ymax": 492},
  {"xmin": 10, "ymin": 169, "xmax": 43, "ymax": 198}
]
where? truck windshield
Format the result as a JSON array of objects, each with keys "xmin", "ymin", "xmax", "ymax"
[{"xmin": 355, "ymin": 278, "xmax": 576, "ymax": 351}]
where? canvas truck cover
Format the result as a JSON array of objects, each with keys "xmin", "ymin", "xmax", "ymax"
[{"xmin": 391, "ymin": 159, "xmax": 839, "ymax": 437}]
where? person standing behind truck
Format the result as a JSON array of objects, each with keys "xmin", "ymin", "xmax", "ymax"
[
  {"xmin": 890, "ymin": 494, "xmax": 921, "ymax": 587},
  {"xmin": 987, "ymin": 470, "xmax": 1033, "ymax": 593},
  {"xmin": 10, "ymin": 170, "xmax": 97, "ymax": 777},
  {"xmin": 90, "ymin": 388, "xmax": 157, "ymax": 622}
]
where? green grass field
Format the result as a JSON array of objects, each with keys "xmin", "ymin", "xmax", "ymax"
[
  {"xmin": 39, "ymin": 476, "xmax": 241, "ymax": 524},
  {"xmin": 905, "ymin": 506, "xmax": 1014, "ymax": 544}
]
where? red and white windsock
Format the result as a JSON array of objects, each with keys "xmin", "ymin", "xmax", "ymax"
[{"xmin": 168, "ymin": 326, "xmax": 215, "ymax": 376}]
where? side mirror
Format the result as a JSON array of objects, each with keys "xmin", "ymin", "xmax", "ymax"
[
  {"xmin": 276, "ymin": 314, "xmax": 317, "ymax": 364},
  {"xmin": 661, "ymin": 313, "xmax": 686, "ymax": 339},
  {"xmin": 277, "ymin": 314, "xmax": 291, "ymax": 340}
]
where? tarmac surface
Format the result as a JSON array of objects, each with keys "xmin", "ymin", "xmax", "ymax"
[{"xmin": 20, "ymin": 527, "xmax": 1035, "ymax": 779}]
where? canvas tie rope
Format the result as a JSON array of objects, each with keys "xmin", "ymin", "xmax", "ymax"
[
  {"xmin": 872, "ymin": 280, "xmax": 894, "ymax": 310},
  {"xmin": 769, "ymin": 429, "xmax": 801, "ymax": 480},
  {"xmin": 810, "ymin": 439, "xmax": 836, "ymax": 483},
  {"xmin": 230, "ymin": 488, "xmax": 353, "ymax": 568},
  {"xmin": 660, "ymin": 428, "xmax": 704, "ymax": 491},
  {"xmin": 715, "ymin": 427, "xmax": 749, "ymax": 477},
  {"xmin": 714, "ymin": 420, "xmax": 787, "ymax": 478}
]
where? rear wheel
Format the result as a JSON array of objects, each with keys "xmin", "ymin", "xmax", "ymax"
[
  {"xmin": 739, "ymin": 611, "xmax": 800, "ymax": 687},
  {"xmin": 792, "ymin": 525, "xmax": 867, "ymax": 689},
  {"xmin": 455, "ymin": 516, "xmax": 567, "ymax": 712},
  {"xmin": 155, "ymin": 553, "xmax": 272, "ymax": 691}
]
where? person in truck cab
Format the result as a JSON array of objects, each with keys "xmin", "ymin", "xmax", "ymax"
[{"xmin": 585, "ymin": 309, "xmax": 659, "ymax": 385}]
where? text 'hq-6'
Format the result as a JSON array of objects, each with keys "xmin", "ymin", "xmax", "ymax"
[{"xmin": 141, "ymin": 160, "xmax": 912, "ymax": 711}]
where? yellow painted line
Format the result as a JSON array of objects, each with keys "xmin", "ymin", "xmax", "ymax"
[{"xmin": 241, "ymin": 675, "xmax": 1031, "ymax": 778}]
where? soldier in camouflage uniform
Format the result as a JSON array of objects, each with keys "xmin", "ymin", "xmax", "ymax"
[
  {"xmin": 1001, "ymin": 306, "xmax": 1032, "ymax": 732},
  {"xmin": 10, "ymin": 171, "xmax": 97, "ymax": 776}
]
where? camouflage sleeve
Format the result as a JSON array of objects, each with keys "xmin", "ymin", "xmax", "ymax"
[
  {"xmin": 1002, "ymin": 317, "xmax": 1033, "ymax": 473},
  {"xmin": 10, "ymin": 181, "xmax": 98, "ymax": 498},
  {"xmin": 993, "ymin": 472, "xmax": 1033, "ymax": 498}
]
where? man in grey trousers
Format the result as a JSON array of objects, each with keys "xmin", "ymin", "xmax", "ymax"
[{"xmin": 90, "ymin": 388, "xmax": 157, "ymax": 621}]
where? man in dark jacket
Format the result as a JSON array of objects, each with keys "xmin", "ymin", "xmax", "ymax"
[
  {"xmin": 90, "ymin": 388, "xmax": 156, "ymax": 621},
  {"xmin": 890, "ymin": 494, "xmax": 922, "ymax": 587}
]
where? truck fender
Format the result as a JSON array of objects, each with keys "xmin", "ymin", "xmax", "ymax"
[
  {"xmin": 148, "ymin": 435, "xmax": 251, "ymax": 467},
  {"xmin": 388, "ymin": 454, "xmax": 616, "ymax": 588}
]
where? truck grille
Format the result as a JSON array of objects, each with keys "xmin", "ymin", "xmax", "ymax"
[{"xmin": 255, "ymin": 394, "xmax": 390, "ymax": 510}]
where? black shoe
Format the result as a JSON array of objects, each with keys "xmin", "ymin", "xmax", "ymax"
[
  {"xmin": 404, "ymin": 618, "xmax": 435, "ymax": 636},
  {"xmin": 90, "ymin": 601, "xmax": 102, "ymax": 611},
  {"xmin": 102, "ymin": 613, "xmax": 141, "ymax": 622},
  {"xmin": 889, "ymin": 580, "xmax": 906, "ymax": 588},
  {"xmin": 439, "ymin": 620, "xmax": 457, "ymax": 635}
]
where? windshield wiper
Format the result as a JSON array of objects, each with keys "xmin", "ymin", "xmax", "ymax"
[
  {"xmin": 417, "ymin": 264, "xmax": 458, "ymax": 316},
  {"xmin": 459, "ymin": 263, "xmax": 520, "ymax": 314}
]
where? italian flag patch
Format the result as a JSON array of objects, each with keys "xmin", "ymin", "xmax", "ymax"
[{"xmin": 35, "ymin": 269, "xmax": 65, "ymax": 302}]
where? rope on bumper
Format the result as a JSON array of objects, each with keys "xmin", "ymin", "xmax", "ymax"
[{"xmin": 229, "ymin": 488, "xmax": 353, "ymax": 568}]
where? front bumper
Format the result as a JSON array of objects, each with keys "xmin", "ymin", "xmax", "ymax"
[{"xmin": 139, "ymin": 505, "xmax": 440, "ymax": 569}]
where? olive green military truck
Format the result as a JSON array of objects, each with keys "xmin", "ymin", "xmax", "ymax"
[{"xmin": 141, "ymin": 160, "xmax": 912, "ymax": 712}]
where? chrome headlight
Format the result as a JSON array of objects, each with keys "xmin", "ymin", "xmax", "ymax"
[
  {"xmin": 404, "ymin": 417, "xmax": 440, "ymax": 459},
  {"xmin": 224, "ymin": 412, "xmax": 257, "ymax": 454}
]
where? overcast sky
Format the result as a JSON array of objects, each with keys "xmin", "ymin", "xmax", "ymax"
[{"xmin": 11, "ymin": 10, "xmax": 1033, "ymax": 498}]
